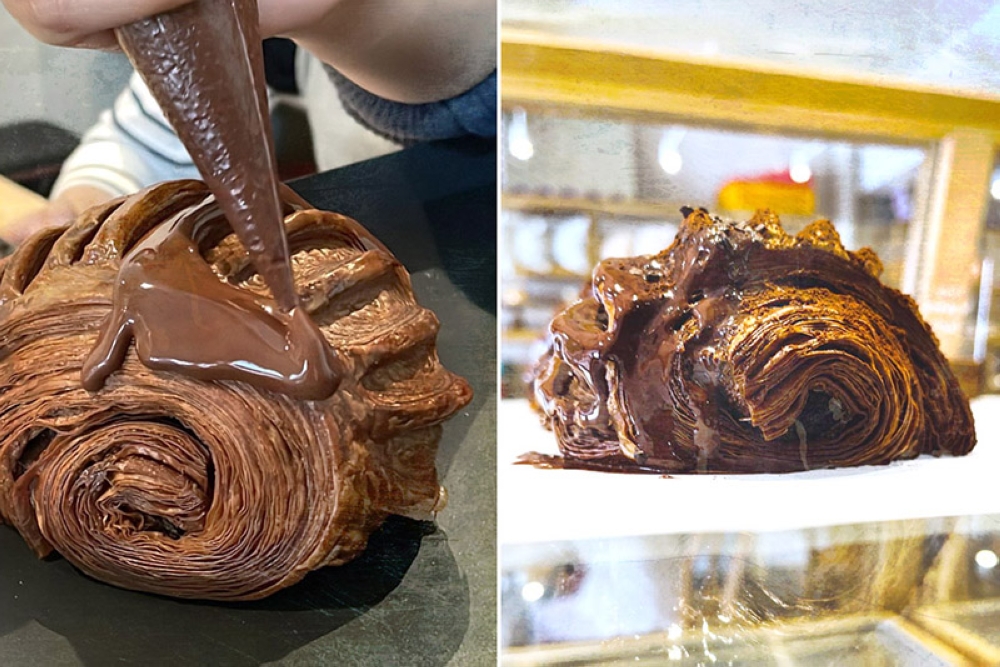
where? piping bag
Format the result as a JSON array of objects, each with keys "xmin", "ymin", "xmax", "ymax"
[{"xmin": 115, "ymin": 0, "xmax": 298, "ymax": 312}]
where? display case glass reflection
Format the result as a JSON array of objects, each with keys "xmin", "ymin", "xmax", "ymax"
[
  {"xmin": 503, "ymin": 516, "xmax": 1000, "ymax": 666},
  {"xmin": 501, "ymin": 112, "xmax": 930, "ymax": 397}
]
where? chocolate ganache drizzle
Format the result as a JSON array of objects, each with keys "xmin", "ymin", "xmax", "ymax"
[
  {"xmin": 79, "ymin": 184, "xmax": 342, "ymax": 399},
  {"xmin": 93, "ymin": 0, "xmax": 336, "ymax": 396},
  {"xmin": 528, "ymin": 208, "xmax": 976, "ymax": 474}
]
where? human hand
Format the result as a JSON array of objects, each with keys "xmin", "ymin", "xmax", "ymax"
[
  {"xmin": 0, "ymin": 185, "xmax": 113, "ymax": 246},
  {"xmin": 3, "ymin": 0, "xmax": 495, "ymax": 104},
  {"xmin": 1, "ymin": 0, "xmax": 193, "ymax": 48},
  {"xmin": 1, "ymin": 0, "xmax": 337, "ymax": 49}
]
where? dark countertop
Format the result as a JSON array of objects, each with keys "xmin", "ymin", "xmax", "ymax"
[{"xmin": 0, "ymin": 137, "xmax": 497, "ymax": 666}]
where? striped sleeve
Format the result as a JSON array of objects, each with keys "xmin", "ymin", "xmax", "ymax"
[{"xmin": 51, "ymin": 73, "xmax": 200, "ymax": 198}]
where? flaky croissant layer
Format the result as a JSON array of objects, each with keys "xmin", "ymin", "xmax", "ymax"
[
  {"xmin": 0, "ymin": 180, "xmax": 471, "ymax": 600},
  {"xmin": 530, "ymin": 208, "xmax": 974, "ymax": 474}
]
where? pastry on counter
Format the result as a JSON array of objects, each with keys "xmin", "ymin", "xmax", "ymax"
[
  {"xmin": 0, "ymin": 180, "xmax": 471, "ymax": 600},
  {"xmin": 528, "ymin": 207, "xmax": 975, "ymax": 474}
]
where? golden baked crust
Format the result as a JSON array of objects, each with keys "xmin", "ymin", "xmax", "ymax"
[{"xmin": 0, "ymin": 180, "xmax": 471, "ymax": 600}]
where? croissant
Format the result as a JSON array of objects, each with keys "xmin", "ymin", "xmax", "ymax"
[
  {"xmin": 0, "ymin": 180, "xmax": 471, "ymax": 600},
  {"xmin": 529, "ymin": 208, "xmax": 975, "ymax": 473}
]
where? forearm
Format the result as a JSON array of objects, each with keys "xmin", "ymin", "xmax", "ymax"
[
  {"xmin": 0, "ymin": 184, "xmax": 112, "ymax": 246},
  {"xmin": 276, "ymin": 0, "xmax": 496, "ymax": 104},
  {"xmin": 7, "ymin": 0, "xmax": 496, "ymax": 104}
]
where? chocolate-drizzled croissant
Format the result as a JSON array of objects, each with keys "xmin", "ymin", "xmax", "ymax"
[
  {"xmin": 529, "ymin": 208, "xmax": 975, "ymax": 474},
  {"xmin": 0, "ymin": 180, "xmax": 471, "ymax": 600}
]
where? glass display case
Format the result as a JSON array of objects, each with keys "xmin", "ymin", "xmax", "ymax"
[
  {"xmin": 501, "ymin": 0, "xmax": 1000, "ymax": 394},
  {"xmin": 981, "ymin": 155, "xmax": 1000, "ymax": 392},
  {"xmin": 501, "ymin": 114, "xmax": 936, "ymax": 396},
  {"xmin": 499, "ymin": 4, "xmax": 1000, "ymax": 665},
  {"xmin": 502, "ymin": 515, "xmax": 1000, "ymax": 665}
]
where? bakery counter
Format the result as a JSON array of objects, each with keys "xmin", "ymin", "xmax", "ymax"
[
  {"xmin": 0, "ymin": 136, "xmax": 497, "ymax": 666},
  {"xmin": 500, "ymin": 395, "xmax": 1000, "ymax": 664}
]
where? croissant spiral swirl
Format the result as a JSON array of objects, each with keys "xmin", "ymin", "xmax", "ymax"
[
  {"xmin": 0, "ymin": 180, "xmax": 471, "ymax": 600},
  {"xmin": 530, "ymin": 209, "xmax": 975, "ymax": 474}
]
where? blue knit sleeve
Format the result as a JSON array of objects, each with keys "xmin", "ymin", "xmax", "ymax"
[{"xmin": 323, "ymin": 66, "xmax": 496, "ymax": 145}]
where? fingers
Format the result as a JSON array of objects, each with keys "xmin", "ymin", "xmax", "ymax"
[
  {"xmin": 4, "ymin": 0, "xmax": 340, "ymax": 49},
  {"xmin": 4, "ymin": 0, "xmax": 193, "ymax": 47},
  {"xmin": 255, "ymin": 0, "xmax": 334, "ymax": 38}
]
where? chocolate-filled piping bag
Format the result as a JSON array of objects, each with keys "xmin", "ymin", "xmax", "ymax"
[{"xmin": 115, "ymin": 0, "xmax": 296, "ymax": 312}]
